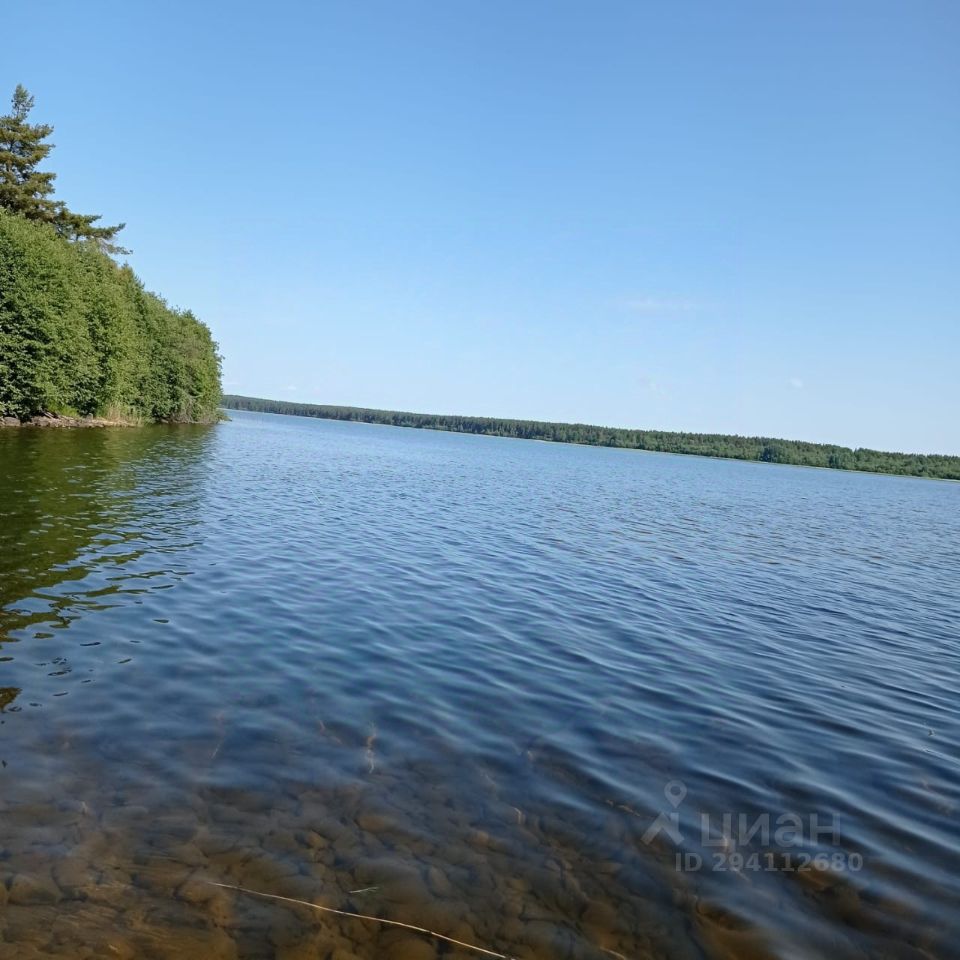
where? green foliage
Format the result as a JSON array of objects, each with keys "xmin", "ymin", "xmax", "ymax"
[
  {"xmin": 0, "ymin": 208, "xmax": 222, "ymax": 422},
  {"xmin": 0, "ymin": 85, "xmax": 126, "ymax": 254},
  {"xmin": 223, "ymin": 395, "xmax": 960, "ymax": 481},
  {"xmin": 0, "ymin": 85, "xmax": 219, "ymax": 422}
]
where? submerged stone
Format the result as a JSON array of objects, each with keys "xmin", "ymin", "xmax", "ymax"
[{"xmin": 8, "ymin": 872, "xmax": 62, "ymax": 905}]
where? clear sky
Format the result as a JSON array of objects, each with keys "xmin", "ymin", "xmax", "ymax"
[{"xmin": 4, "ymin": 1, "xmax": 958, "ymax": 453}]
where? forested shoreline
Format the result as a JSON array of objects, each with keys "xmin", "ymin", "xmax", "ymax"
[
  {"xmin": 0, "ymin": 86, "xmax": 221, "ymax": 424},
  {"xmin": 224, "ymin": 395, "xmax": 960, "ymax": 480}
]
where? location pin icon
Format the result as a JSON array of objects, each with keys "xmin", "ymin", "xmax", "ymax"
[{"xmin": 665, "ymin": 780, "xmax": 687, "ymax": 807}]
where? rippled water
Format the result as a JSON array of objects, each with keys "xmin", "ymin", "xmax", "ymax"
[{"xmin": 1, "ymin": 410, "xmax": 958, "ymax": 960}]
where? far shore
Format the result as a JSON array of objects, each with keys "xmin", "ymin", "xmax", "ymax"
[{"xmin": 222, "ymin": 395, "xmax": 960, "ymax": 482}]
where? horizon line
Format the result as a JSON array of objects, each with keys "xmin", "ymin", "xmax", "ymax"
[{"xmin": 221, "ymin": 394, "xmax": 960, "ymax": 464}]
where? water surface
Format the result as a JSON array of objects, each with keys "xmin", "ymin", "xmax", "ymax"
[{"xmin": 1, "ymin": 411, "xmax": 958, "ymax": 959}]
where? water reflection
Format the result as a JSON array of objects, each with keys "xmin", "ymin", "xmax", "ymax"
[{"xmin": 0, "ymin": 425, "xmax": 215, "ymax": 643}]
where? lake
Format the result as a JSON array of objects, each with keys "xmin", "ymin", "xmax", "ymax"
[{"xmin": 1, "ymin": 410, "xmax": 958, "ymax": 959}]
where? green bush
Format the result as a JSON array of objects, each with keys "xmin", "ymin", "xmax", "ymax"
[{"xmin": 0, "ymin": 208, "xmax": 221, "ymax": 422}]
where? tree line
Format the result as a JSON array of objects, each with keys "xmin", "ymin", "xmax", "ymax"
[
  {"xmin": 223, "ymin": 395, "xmax": 960, "ymax": 481},
  {"xmin": 0, "ymin": 86, "xmax": 221, "ymax": 422}
]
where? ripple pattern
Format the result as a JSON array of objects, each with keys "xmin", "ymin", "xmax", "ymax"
[{"xmin": 1, "ymin": 412, "xmax": 958, "ymax": 959}]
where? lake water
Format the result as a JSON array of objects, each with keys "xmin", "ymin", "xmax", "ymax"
[{"xmin": 1, "ymin": 410, "xmax": 958, "ymax": 960}]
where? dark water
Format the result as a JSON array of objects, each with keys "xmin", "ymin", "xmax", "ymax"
[{"xmin": 1, "ymin": 411, "xmax": 958, "ymax": 960}]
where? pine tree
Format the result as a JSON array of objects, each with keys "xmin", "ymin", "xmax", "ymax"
[{"xmin": 0, "ymin": 85, "xmax": 127, "ymax": 254}]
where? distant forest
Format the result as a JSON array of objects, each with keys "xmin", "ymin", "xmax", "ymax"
[{"xmin": 223, "ymin": 395, "xmax": 960, "ymax": 480}]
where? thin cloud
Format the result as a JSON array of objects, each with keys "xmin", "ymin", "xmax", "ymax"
[
  {"xmin": 618, "ymin": 296, "xmax": 701, "ymax": 316},
  {"xmin": 788, "ymin": 377, "xmax": 804, "ymax": 389}
]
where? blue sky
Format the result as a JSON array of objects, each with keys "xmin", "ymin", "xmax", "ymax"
[{"xmin": 4, "ymin": 1, "xmax": 958, "ymax": 452}]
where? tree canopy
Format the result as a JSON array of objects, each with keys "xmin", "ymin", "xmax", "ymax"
[
  {"xmin": 0, "ymin": 208, "xmax": 221, "ymax": 422},
  {"xmin": 0, "ymin": 85, "xmax": 221, "ymax": 423},
  {"xmin": 0, "ymin": 85, "xmax": 127, "ymax": 254}
]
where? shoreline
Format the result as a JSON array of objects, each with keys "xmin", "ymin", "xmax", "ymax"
[
  {"xmin": 1, "ymin": 412, "xmax": 222, "ymax": 429},
  {"xmin": 1, "ymin": 412, "xmax": 139, "ymax": 429}
]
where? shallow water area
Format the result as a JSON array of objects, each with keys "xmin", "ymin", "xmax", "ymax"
[{"xmin": 1, "ymin": 411, "xmax": 958, "ymax": 959}]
